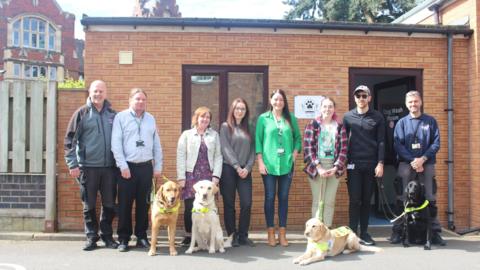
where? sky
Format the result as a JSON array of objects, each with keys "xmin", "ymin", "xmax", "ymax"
[{"xmin": 55, "ymin": 0, "xmax": 291, "ymax": 39}]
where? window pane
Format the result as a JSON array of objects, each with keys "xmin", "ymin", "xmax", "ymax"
[
  {"xmin": 50, "ymin": 67, "xmax": 56, "ymax": 80},
  {"xmin": 23, "ymin": 18, "xmax": 30, "ymax": 30},
  {"xmin": 191, "ymin": 74, "xmax": 220, "ymax": 130},
  {"xmin": 32, "ymin": 66, "xmax": 38, "ymax": 77},
  {"xmin": 24, "ymin": 66, "xmax": 31, "ymax": 78},
  {"xmin": 228, "ymin": 72, "xmax": 265, "ymax": 124},
  {"xmin": 39, "ymin": 34, "xmax": 45, "ymax": 49},
  {"xmin": 31, "ymin": 19, "xmax": 38, "ymax": 31},
  {"xmin": 39, "ymin": 21, "xmax": 45, "ymax": 32},
  {"xmin": 13, "ymin": 31, "xmax": 19, "ymax": 46},
  {"xmin": 14, "ymin": 64, "xmax": 21, "ymax": 77},
  {"xmin": 13, "ymin": 20, "xmax": 20, "ymax": 29},
  {"xmin": 23, "ymin": 32, "xmax": 30, "ymax": 46},
  {"xmin": 49, "ymin": 25, "xmax": 55, "ymax": 50},
  {"xmin": 40, "ymin": 67, "xmax": 46, "ymax": 77},
  {"xmin": 31, "ymin": 33, "xmax": 37, "ymax": 47}
]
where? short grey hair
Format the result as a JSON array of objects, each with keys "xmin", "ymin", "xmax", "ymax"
[
  {"xmin": 129, "ymin": 88, "xmax": 147, "ymax": 98},
  {"xmin": 405, "ymin": 90, "xmax": 422, "ymax": 100}
]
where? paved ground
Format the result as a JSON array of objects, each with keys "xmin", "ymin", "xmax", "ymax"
[{"xmin": 0, "ymin": 228, "xmax": 479, "ymax": 270}]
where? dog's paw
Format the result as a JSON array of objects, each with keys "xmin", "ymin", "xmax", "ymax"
[
  {"xmin": 185, "ymin": 248, "xmax": 194, "ymax": 254},
  {"xmin": 208, "ymin": 248, "xmax": 216, "ymax": 254},
  {"xmin": 293, "ymin": 258, "xmax": 301, "ymax": 264},
  {"xmin": 148, "ymin": 250, "xmax": 156, "ymax": 256},
  {"xmin": 219, "ymin": 247, "xmax": 225, "ymax": 253},
  {"xmin": 170, "ymin": 249, "xmax": 178, "ymax": 256},
  {"xmin": 299, "ymin": 260, "xmax": 310, "ymax": 266}
]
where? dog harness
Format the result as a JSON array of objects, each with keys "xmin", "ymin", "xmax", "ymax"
[
  {"xmin": 158, "ymin": 202, "xmax": 181, "ymax": 214},
  {"xmin": 308, "ymin": 226, "xmax": 352, "ymax": 252},
  {"xmin": 390, "ymin": 200, "xmax": 429, "ymax": 223}
]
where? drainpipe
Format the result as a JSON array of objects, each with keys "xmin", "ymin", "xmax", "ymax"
[{"xmin": 446, "ymin": 33, "xmax": 455, "ymax": 231}]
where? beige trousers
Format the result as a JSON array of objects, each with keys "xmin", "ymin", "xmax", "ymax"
[{"xmin": 308, "ymin": 159, "xmax": 340, "ymax": 227}]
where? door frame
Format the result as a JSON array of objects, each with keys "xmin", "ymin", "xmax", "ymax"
[{"xmin": 348, "ymin": 68, "xmax": 423, "ymax": 109}]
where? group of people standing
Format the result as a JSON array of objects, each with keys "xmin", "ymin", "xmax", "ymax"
[{"xmin": 65, "ymin": 80, "xmax": 445, "ymax": 252}]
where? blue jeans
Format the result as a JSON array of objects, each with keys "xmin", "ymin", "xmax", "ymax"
[{"xmin": 262, "ymin": 173, "xmax": 292, "ymax": 228}]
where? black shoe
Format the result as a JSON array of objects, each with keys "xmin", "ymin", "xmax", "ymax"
[
  {"xmin": 118, "ymin": 240, "xmax": 129, "ymax": 252},
  {"xmin": 181, "ymin": 236, "xmax": 191, "ymax": 247},
  {"xmin": 360, "ymin": 233, "xmax": 376, "ymax": 246},
  {"xmin": 83, "ymin": 239, "xmax": 98, "ymax": 251},
  {"xmin": 390, "ymin": 231, "xmax": 402, "ymax": 244},
  {"xmin": 103, "ymin": 238, "xmax": 119, "ymax": 249},
  {"xmin": 136, "ymin": 238, "xmax": 151, "ymax": 249},
  {"xmin": 238, "ymin": 236, "xmax": 255, "ymax": 247},
  {"xmin": 432, "ymin": 233, "xmax": 446, "ymax": 246},
  {"xmin": 231, "ymin": 233, "xmax": 240, "ymax": 247}
]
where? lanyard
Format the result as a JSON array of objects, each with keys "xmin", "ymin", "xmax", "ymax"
[
  {"xmin": 412, "ymin": 118, "xmax": 423, "ymax": 144},
  {"xmin": 274, "ymin": 115, "xmax": 284, "ymax": 146},
  {"xmin": 130, "ymin": 111, "xmax": 144, "ymax": 141}
]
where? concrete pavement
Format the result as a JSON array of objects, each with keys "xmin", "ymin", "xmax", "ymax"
[{"xmin": 0, "ymin": 227, "xmax": 479, "ymax": 270}]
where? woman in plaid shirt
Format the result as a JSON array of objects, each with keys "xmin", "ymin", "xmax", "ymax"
[{"xmin": 303, "ymin": 97, "xmax": 347, "ymax": 227}]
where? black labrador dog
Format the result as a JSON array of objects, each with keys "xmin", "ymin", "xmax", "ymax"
[{"xmin": 401, "ymin": 179, "xmax": 432, "ymax": 250}]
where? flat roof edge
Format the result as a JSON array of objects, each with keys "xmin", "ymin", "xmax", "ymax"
[{"xmin": 80, "ymin": 17, "xmax": 473, "ymax": 36}]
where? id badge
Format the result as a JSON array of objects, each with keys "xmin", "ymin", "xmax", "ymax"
[
  {"xmin": 411, "ymin": 143, "xmax": 421, "ymax": 149},
  {"xmin": 136, "ymin": 140, "xmax": 145, "ymax": 147},
  {"xmin": 347, "ymin": 164, "xmax": 355, "ymax": 170},
  {"xmin": 277, "ymin": 148, "xmax": 285, "ymax": 155}
]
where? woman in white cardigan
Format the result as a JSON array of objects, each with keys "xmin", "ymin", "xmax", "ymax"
[{"xmin": 176, "ymin": 106, "xmax": 223, "ymax": 246}]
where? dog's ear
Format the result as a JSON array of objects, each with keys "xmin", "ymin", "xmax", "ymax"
[
  {"xmin": 193, "ymin": 181, "xmax": 201, "ymax": 193},
  {"xmin": 420, "ymin": 183, "xmax": 426, "ymax": 198},
  {"xmin": 158, "ymin": 184, "xmax": 167, "ymax": 204},
  {"xmin": 212, "ymin": 182, "xmax": 219, "ymax": 194}
]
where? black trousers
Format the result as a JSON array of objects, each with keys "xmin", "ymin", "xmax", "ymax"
[
  {"xmin": 220, "ymin": 164, "xmax": 252, "ymax": 237},
  {"xmin": 77, "ymin": 167, "xmax": 116, "ymax": 241},
  {"xmin": 347, "ymin": 163, "xmax": 375, "ymax": 235},
  {"xmin": 117, "ymin": 162, "xmax": 153, "ymax": 241},
  {"xmin": 184, "ymin": 198, "xmax": 194, "ymax": 234}
]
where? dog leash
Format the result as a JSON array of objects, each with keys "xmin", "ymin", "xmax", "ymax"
[
  {"xmin": 390, "ymin": 200, "xmax": 429, "ymax": 223},
  {"xmin": 375, "ymin": 177, "xmax": 399, "ymax": 220}
]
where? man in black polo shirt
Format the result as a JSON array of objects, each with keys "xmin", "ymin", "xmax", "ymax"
[{"xmin": 343, "ymin": 85, "xmax": 385, "ymax": 246}]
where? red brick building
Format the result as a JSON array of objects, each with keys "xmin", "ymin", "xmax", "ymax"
[
  {"xmin": 61, "ymin": 14, "xmax": 478, "ymax": 234},
  {"xmin": 0, "ymin": 0, "xmax": 81, "ymax": 81}
]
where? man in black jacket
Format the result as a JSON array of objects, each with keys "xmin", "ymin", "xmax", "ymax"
[
  {"xmin": 64, "ymin": 80, "xmax": 118, "ymax": 251},
  {"xmin": 343, "ymin": 85, "xmax": 385, "ymax": 246}
]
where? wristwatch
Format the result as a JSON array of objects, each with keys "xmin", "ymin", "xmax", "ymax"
[{"xmin": 421, "ymin": 156, "xmax": 428, "ymax": 162}]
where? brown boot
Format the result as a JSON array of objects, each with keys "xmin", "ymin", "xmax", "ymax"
[
  {"xmin": 278, "ymin": 227, "xmax": 289, "ymax": 247},
  {"xmin": 267, "ymin": 227, "xmax": 277, "ymax": 247}
]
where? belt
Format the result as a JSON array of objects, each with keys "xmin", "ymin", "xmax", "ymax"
[{"xmin": 127, "ymin": 160, "xmax": 152, "ymax": 167}]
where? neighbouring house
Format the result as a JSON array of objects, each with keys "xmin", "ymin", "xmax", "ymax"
[
  {"xmin": 133, "ymin": 0, "xmax": 181, "ymax": 18},
  {"xmin": 0, "ymin": 0, "xmax": 81, "ymax": 81}
]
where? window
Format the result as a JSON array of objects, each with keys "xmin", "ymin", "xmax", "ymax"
[
  {"xmin": 49, "ymin": 67, "xmax": 56, "ymax": 81},
  {"xmin": 13, "ymin": 63, "xmax": 21, "ymax": 77},
  {"xmin": 11, "ymin": 17, "xmax": 57, "ymax": 50},
  {"xmin": 24, "ymin": 65, "xmax": 48, "ymax": 79},
  {"xmin": 182, "ymin": 65, "xmax": 268, "ymax": 130}
]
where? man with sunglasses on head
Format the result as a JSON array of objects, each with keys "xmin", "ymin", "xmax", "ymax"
[{"xmin": 343, "ymin": 85, "xmax": 385, "ymax": 246}]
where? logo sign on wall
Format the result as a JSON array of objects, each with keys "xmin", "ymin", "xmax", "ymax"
[{"xmin": 294, "ymin": 96, "xmax": 325, "ymax": 119}]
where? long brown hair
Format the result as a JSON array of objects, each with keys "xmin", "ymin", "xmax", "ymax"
[
  {"xmin": 226, "ymin": 98, "xmax": 251, "ymax": 140},
  {"xmin": 269, "ymin": 89, "xmax": 292, "ymax": 128}
]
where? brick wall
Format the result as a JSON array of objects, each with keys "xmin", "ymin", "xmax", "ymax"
[
  {"xmin": 71, "ymin": 30, "xmax": 473, "ymax": 232},
  {"xmin": 0, "ymin": 174, "xmax": 45, "ymax": 209}
]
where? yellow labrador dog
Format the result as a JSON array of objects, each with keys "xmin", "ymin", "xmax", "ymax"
[
  {"xmin": 185, "ymin": 180, "xmax": 231, "ymax": 254},
  {"xmin": 293, "ymin": 218, "xmax": 382, "ymax": 265},
  {"xmin": 148, "ymin": 180, "xmax": 181, "ymax": 256}
]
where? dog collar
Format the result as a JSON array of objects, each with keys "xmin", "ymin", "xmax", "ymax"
[
  {"xmin": 192, "ymin": 207, "xmax": 210, "ymax": 213},
  {"xmin": 158, "ymin": 202, "xmax": 181, "ymax": 214}
]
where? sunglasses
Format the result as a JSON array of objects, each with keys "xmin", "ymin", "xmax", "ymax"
[{"xmin": 355, "ymin": 94, "xmax": 368, "ymax": 99}]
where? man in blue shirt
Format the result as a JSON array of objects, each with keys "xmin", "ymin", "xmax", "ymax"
[
  {"xmin": 111, "ymin": 88, "xmax": 163, "ymax": 252},
  {"xmin": 390, "ymin": 91, "xmax": 446, "ymax": 246}
]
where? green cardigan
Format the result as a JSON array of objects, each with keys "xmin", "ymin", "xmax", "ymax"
[{"xmin": 255, "ymin": 111, "xmax": 302, "ymax": 176}]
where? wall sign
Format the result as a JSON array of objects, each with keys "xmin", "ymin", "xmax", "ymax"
[{"xmin": 294, "ymin": 95, "xmax": 325, "ymax": 119}]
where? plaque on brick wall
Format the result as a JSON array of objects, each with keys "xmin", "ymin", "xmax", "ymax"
[
  {"xmin": 119, "ymin": 51, "xmax": 133, "ymax": 65},
  {"xmin": 294, "ymin": 95, "xmax": 325, "ymax": 119}
]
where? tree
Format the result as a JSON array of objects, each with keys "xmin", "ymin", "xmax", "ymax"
[{"xmin": 284, "ymin": 0, "xmax": 418, "ymax": 23}]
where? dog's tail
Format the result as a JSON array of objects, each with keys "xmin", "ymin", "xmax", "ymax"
[
  {"xmin": 359, "ymin": 245, "xmax": 383, "ymax": 253},
  {"xmin": 223, "ymin": 233, "xmax": 234, "ymax": 248}
]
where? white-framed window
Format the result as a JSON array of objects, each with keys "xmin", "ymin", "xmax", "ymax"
[
  {"xmin": 13, "ymin": 63, "xmax": 21, "ymax": 77},
  {"xmin": 11, "ymin": 16, "xmax": 57, "ymax": 51},
  {"xmin": 49, "ymin": 66, "xmax": 56, "ymax": 80}
]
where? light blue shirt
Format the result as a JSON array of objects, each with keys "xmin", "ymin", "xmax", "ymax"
[{"xmin": 111, "ymin": 108, "xmax": 163, "ymax": 172}]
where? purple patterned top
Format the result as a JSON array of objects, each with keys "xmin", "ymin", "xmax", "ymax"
[{"xmin": 181, "ymin": 136, "xmax": 212, "ymax": 200}]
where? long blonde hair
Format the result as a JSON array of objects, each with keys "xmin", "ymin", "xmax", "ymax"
[{"xmin": 191, "ymin": 106, "xmax": 212, "ymax": 128}]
